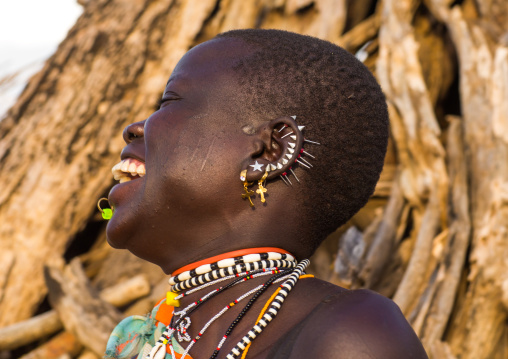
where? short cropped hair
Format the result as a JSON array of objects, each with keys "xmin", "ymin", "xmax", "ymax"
[{"xmin": 217, "ymin": 29, "xmax": 389, "ymax": 255}]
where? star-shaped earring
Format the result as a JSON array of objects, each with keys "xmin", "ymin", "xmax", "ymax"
[{"xmin": 249, "ymin": 160, "xmax": 264, "ymax": 172}]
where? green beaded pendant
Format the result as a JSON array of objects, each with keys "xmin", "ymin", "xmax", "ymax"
[{"xmin": 102, "ymin": 208, "xmax": 113, "ymax": 220}]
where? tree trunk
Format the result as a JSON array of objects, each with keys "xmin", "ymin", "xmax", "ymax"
[{"xmin": 1, "ymin": 0, "xmax": 507, "ymax": 357}]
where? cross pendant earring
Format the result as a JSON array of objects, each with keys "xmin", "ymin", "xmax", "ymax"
[
  {"xmin": 256, "ymin": 171, "xmax": 269, "ymax": 203},
  {"xmin": 242, "ymin": 182, "xmax": 255, "ymax": 207},
  {"xmin": 256, "ymin": 184, "xmax": 267, "ymax": 203}
]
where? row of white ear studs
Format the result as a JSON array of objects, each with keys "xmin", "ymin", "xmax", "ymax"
[{"xmin": 267, "ymin": 116, "xmax": 320, "ymax": 185}]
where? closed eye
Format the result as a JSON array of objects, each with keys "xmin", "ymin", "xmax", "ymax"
[{"xmin": 157, "ymin": 91, "xmax": 182, "ymax": 109}]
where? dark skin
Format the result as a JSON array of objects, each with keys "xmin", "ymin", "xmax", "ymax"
[{"xmin": 107, "ymin": 38, "xmax": 428, "ymax": 358}]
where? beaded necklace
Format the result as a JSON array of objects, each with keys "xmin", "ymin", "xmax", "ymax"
[
  {"xmin": 172, "ymin": 269, "xmax": 287, "ymax": 343},
  {"xmin": 170, "ymin": 248, "xmax": 294, "ymax": 278},
  {"xmin": 170, "ymin": 258, "xmax": 296, "ymax": 292},
  {"xmin": 173, "ymin": 269, "xmax": 284, "ymax": 321},
  {"xmin": 179, "ymin": 271, "xmax": 292, "ymax": 359},
  {"xmin": 225, "ymin": 259, "xmax": 309, "ymax": 359},
  {"xmin": 147, "ymin": 251, "xmax": 308, "ymax": 359},
  {"xmin": 149, "ymin": 269, "xmax": 288, "ymax": 359}
]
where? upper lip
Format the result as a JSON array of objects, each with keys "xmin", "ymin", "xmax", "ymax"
[
  {"xmin": 112, "ymin": 147, "xmax": 146, "ymax": 182},
  {"xmin": 120, "ymin": 147, "xmax": 145, "ymax": 163}
]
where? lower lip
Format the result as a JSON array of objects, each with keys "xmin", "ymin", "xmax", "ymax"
[{"xmin": 108, "ymin": 176, "xmax": 144, "ymax": 208}]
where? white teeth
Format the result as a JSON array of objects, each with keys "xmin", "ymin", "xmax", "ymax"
[
  {"xmin": 286, "ymin": 153, "xmax": 292, "ymax": 159},
  {"xmin": 128, "ymin": 162, "xmax": 137, "ymax": 174},
  {"xmin": 290, "ymin": 135, "xmax": 297, "ymax": 140},
  {"xmin": 112, "ymin": 158, "xmax": 146, "ymax": 182},
  {"xmin": 289, "ymin": 143, "xmax": 296, "ymax": 148},
  {"xmin": 288, "ymin": 148, "xmax": 295, "ymax": 154},
  {"xmin": 282, "ymin": 158, "xmax": 288, "ymax": 164},
  {"xmin": 121, "ymin": 160, "xmax": 130, "ymax": 172}
]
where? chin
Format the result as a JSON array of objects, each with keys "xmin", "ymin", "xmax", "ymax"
[
  {"xmin": 105, "ymin": 218, "xmax": 128, "ymax": 249},
  {"xmin": 105, "ymin": 207, "xmax": 140, "ymax": 250}
]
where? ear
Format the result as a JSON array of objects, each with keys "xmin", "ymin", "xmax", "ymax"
[{"xmin": 241, "ymin": 116, "xmax": 314, "ymax": 184}]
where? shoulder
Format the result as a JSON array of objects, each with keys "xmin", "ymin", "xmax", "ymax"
[{"xmin": 285, "ymin": 289, "xmax": 428, "ymax": 359}]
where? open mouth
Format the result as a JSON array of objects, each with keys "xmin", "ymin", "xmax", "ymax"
[{"xmin": 111, "ymin": 158, "xmax": 145, "ymax": 183}]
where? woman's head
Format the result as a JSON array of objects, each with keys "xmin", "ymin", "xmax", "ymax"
[{"xmin": 106, "ymin": 30, "xmax": 388, "ymax": 272}]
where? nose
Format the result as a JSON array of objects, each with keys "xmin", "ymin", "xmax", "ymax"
[{"xmin": 123, "ymin": 120, "xmax": 145, "ymax": 144}]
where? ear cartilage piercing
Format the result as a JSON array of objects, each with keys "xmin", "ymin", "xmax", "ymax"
[
  {"xmin": 97, "ymin": 198, "xmax": 113, "ymax": 220},
  {"xmin": 249, "ymin": 160, "xmax": 264, "ymax": 172},
  {"xmin": 301, "ymin": 149, "xmax": 315, "ymax": 159},
  {"xmin": 282, "ymin": 172, "xmax": 292, "ymax": 186},
  {"xmin": 299, "ymin": 157, "xmax": 313, "ymax": 168},
  {"xmin": 281, "ymin": 131, "xmax": 294, "ymax": 139},
  {"xmin": 290, "ymin": 168, "xmax": 300, "ymax": 183},
  {"xmin": 239, "ymin": 117, "xmax": 319, "ymax": 204},
  {"xmin": 304, "ymin": 139, "xmax": 321, "ymax": 145},
  {"xmin": 296, "ymin": 159, "xmax": 311, "ymax": 169}
]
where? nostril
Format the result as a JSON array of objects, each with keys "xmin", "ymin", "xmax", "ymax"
[{"xmin": 123, "ymin": 121, "xmax": 145, "ymax": 143}]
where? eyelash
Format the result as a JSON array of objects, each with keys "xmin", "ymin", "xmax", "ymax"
[
  {"xmin": 156, "ymin": 98, "xmax": 166, "ymax": 108},
  {"xmin": 157, "ymin": 93, "xmax": 181, "ymax": 109}
]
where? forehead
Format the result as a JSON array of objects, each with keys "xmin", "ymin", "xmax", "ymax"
[{"xmin": 167, "ymin": 38, "xmax": 253, "ymax": 87}]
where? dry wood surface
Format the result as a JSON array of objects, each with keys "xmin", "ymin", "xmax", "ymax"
[{"xmin": 0, "ymin": 0, "xmax": 507, "ymax": 358}]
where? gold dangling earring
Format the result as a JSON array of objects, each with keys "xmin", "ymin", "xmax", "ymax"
[
  {"xmin": 240, "ymin": 170, "xmax": 255, "ymax": 207},
  {"xmin": 256, "ymin": 171, "xmax": 269, "ymax": 203}
]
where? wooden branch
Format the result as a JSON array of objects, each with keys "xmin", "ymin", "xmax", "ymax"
[
  {"xmin": 99, "ymin": 273, "xmax": 150, "ymax": 307},
  {"xmin": 18, "ymin": 332, "xmax": 82, "ymax": 359},
  {"xmin": 77, "ymin": 350, "xmax": 100, "ymax": 359},
  {"xmin": 45, "ymin": 258, "xmax": 122, "ymax": 356},
  {"xmin": 0, "ymin": 272, "xmax": 150, "ymax": 351},
  {"xmin": 428, "ymin": 341, "xmax": 458, "ymax": 359},
  {"xmin": 393, "ymin": 186, "xmax": 441, "ymax": 314},
  {"xmin": 337, "ymin": 13, "xmax": 380, "ymax": 53},
  {"xmin": 0, "ymin": 311, "xmax": 62, "ymax": 351},
  {"xmin": 419, "ymin": 116, "xmax": 471, "ymax": 346},
  {"xmin": 357, "ymin": 171, "xmax": 405, "ymax": 288}
]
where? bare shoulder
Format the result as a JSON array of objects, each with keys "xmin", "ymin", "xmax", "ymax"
[{"xmin": 274, "ymin": 288, "xmax": 429, "ymax": 359}]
